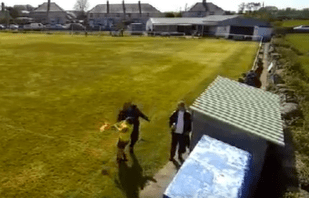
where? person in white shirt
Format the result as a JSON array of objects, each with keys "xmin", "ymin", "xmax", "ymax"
[{"xmin": 169, "ymin": 101, "xmax": 192, "ymax": 162}]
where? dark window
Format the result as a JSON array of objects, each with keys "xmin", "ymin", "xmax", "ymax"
[{"xmin": 230, "ymin": 26, "xmax": 254, "ymax": 35}]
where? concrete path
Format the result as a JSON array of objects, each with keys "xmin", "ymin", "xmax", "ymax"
[
  {"xmin": 260, "ymin": 43, "xmax": 270, "ymax": 89},
  {"xmin": 139, "ymin": 152, "xmax": 189, "ymax": 198}
]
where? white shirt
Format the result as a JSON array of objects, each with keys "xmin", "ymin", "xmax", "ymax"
[{"xmin": 175, "ymin": 111, "xmax": 184, "ymax": 134}]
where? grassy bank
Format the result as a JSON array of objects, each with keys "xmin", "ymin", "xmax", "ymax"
[
  {"xmin": 273, "ymin": 34, "xmax": 309, "ymax": 197},
  {"xmin": 0, "ymin": 33, "xmax": 258, "ymax": 197},
  {"xmin": 281, "ymin": 20, "xmax": 309, "ymax": 27}
]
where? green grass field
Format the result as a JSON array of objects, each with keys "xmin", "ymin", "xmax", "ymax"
[
  {"xmin": 0, "ymin": 33, "xmax": 258, "ymax": 197},
  {"xmin": 286, "ymin": 34, "xmax": 309, "ymax": 75},
  {"xmin": 281, "ymin": 20, "xmax": 309, "ymax": 27}
]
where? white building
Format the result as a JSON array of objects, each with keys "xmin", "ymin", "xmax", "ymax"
[{"xmin": 146, "ymin": 15, "xmax": 273, "ymax": 41}]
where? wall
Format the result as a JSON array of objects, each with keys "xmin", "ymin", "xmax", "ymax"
[
  {"xmin": 215, "ymin": 25, "xmax": 230, "ymax": 38},
  {"xmin": 190, "ymin": 110, "xmax": 268, "ymax": 197},
  {"xmin": 48, "ymin": 12, "xmax": 67, "ymax": 24},
  {"xmin": 253, "ymin": 26, "xmax": 273, "ymax": 41},
  {"xmin": 30, "ymin": 12, "xmax": 67, "ymax": 24},
  {"xmin": 208, "ymin": 26, "xmax": 217, "ymax": 35},
  {"xmin": 182, "ymin": 11, "xmax": 207, "ymax": 17},
  {"xmin": 153, "ymin": 25, "xmax": 177, "ymax": 32},
  {"xmin": 182, "ymin": 10, "xmax": 225, "ymax": 17}
]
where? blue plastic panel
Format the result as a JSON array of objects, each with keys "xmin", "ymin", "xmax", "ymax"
[{"xmin": 164, "ymin": 135, "xmax": 252, "ymax": 198}]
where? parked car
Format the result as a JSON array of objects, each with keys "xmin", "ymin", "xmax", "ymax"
[
  {"xmin": 23, "ymin": 23, "xmax": 45, "ymax": 31},
  {"xmin": 0, "ymin": 24, "xmax": 5, "ymax": 30},
  {"xmin": 63, "ymin": 23, "xmax": 86, "ymax": 31},
  {"xmin": 46, "ymin": 24, "xmax": 65, "ymax": 30},
  {"xmin": 54, "ymin": 24, "xmax": 65, "ymax": 30},
  {"xmin": 9, "ymin": 24, "xmax": 19, "ymax": 30}
]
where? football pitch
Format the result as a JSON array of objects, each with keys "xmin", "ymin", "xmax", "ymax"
[{"xmin": 0, "ymin": 33, "xmax": 258, "ymax": 197}]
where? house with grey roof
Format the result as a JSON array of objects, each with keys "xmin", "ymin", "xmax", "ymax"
[
  {"xmin": 30, "ymin": 2, "xmax": 67, "ymax": 24},
  {"xmin": 88, "ymin": 1, "xmax": 162, "ymax": 30},
  {"xmin": 189, "ymin": 76, "xmax": 284, "ymax": 197},
  {"xmin": 182, "ymin": 0, "xmax": 225, "ymax": 17}
]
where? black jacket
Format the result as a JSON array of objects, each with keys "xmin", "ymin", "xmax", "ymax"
[
  {"xmin": 169, "ymin": 110, "xmax": 192, "ymax": 134},
  {"xmin": 117, "ymin": 105, "xmax": 149, "ymax": 124}
]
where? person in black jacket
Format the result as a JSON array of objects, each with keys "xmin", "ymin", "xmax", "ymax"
[
  {"xmin": 244, "ymin": 70, "xmax": 261, "ymax": 88},
  {"xmin": 117, "ymin": 102, "xmax": 132, "ymax": 122},
  {"xmin": 169, "ymin": 101, "xmax": 192, "ymax": 162},
  {"xmin": 117, "ymin": 102, "xmax": 150, "ymax": 153}
]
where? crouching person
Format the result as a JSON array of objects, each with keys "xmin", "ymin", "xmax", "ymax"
[{"xmin": 113, "ymin": 117, "xmax": 134, "ymax": 163}]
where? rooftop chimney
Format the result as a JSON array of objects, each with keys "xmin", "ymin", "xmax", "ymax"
[
  {"xmin": 202, "ymin": 0, "xmax": 207, "ymax": 12},
  {"xmin": 122, "ymin": 0, "xmax": 126, "ymax": 15},
  {"xmin": 107, "ymin": 0, "xmax": 109, "ymax": 14},
  {"xmin": 1, "ymin": 2, "xmax": 4, "ymax": 11},
  {"xmin": 138, "ymin": 1, "xmax": 142, "ymax": 16},
  {"xmin": 47, "ymin": 0, "xmax": 51, "ymax": 12}
]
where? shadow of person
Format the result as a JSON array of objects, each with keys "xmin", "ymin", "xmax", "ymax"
[
  {"xmin": 171, "ymin": 159, "xmax": 181, "ymax": 170},
  {"xmin": 116, "ymin": 152, "xmax": 157, "ymax": 198}
]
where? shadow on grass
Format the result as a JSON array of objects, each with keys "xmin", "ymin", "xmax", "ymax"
[
  {"xmin": 115, "ymin": 152, "xmax": 157, "ymax": 198},
  {"xmin": 253, "ymin": 127, "xmax": 299, "ymax": 197}
]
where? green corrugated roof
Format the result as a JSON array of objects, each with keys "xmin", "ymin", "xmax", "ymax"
[{"xmin": 190, "ymin": 76, "xmax": 284, "ymax": 147}]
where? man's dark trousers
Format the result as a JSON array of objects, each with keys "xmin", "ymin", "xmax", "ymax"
[
  {"xmin": 130, "ymin": 121, "xmax": 140, "ymax": 148},
  {"xmin": 170, "ymin": 132, "xmax": 185, "ymax": 158},
  {"xmin": 184, "ymin": 134, "xmax": 190, "ymax": 150}
]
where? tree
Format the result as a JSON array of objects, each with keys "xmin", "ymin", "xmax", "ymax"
[
  {"xmin": 175, "ymin": 12, "xmax": 182, "ymax": 17},
  {"xmin": 238, "ymin": 3, "xmax": 245, "ymax": 14},
  {"xmin": 164, "ymin": 12, "xmax": 182, "ymax": 18},
  {"xmin": 246, "ymin": 2, "xmax": 255, "ymax": 13},
  {"xmin": 6, "ymin": 7, "xmax": 19, "ymax": 18},
  {"xmin": 164, "ymin": 12, "xmax": 175, "ymax": 17},
  {"xmin": 252, "ymin": 3, "xmax": 261, "ymax": 11},
  {"xmin": 74, "ymin": 0, "xmax": 89, "ymax": 13},
  {"xmin": 225, "ymin": 11, "xmax": 236, "ymax": 15}
]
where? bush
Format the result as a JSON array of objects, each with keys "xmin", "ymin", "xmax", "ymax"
[
  {"xmin": 282, "ymin": 191, "xmax": 302, "ymax": 198},
  {"xmin": 273, "ymin": 21, "xmax": 283, "ymax": 27},
  {"xmin": 274, "ymin": 35, "xmax": 309, "ymax": 194}
]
